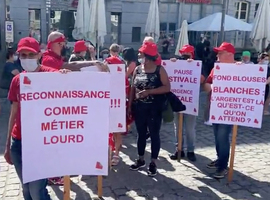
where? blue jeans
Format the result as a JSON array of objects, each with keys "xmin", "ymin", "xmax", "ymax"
[
  {"xmin": 213, "ymin": 124, "xmax": 232, "ymax": 170},
  {"xmin": 10, "ymin": 138, "xmax": 51, "ymax": 200},
  {"xmin": 174, "ymin": 113, "xmax": 196, "ymax": 152}
]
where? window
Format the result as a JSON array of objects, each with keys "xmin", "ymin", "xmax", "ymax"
[
  {"xmin": 111, "ymin": 12, "xmax": 122, "ymax": 44},
  {"xmin": 235, "ymin": 1, "xmax": 249, "ymax": 21},
  {"xmin": 50, "ymin": 10, "xmax": 76, "ymax": 41},
  {"xmin": 132, "ymin": 27, "xmax": 141, "ymax": 42},
  {"xmin": 29, "ymin": 9, "xmax": 41, "ymax": 42},
  {"xmin": 254, "ymin": 3, "xmax": 259, "ymax": 18}
]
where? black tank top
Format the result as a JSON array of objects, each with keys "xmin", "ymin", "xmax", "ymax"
[{"xmin": 133, "ymin": 65, "xmax": 163, "ymax": 103}]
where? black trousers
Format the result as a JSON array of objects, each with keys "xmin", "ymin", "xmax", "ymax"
[
  {"xmin": 265, "ymin": 85, "xmax": 269, "ymax": 102},
  {"xmin": 133, "ymin": 101, "xmax": 162, "ymax": 159}
]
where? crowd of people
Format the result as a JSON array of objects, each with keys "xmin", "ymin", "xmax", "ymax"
[{"xmin": 1, "ymin": 31, "xmax": 270, "ymax": 200}]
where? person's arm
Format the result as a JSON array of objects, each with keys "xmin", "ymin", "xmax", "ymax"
[
  {"xmin": 11, "ymin": 69, "xmax": 20, "ymax": 76},
  {"xmin": 148, "ymin": 66, "xmax": 171, "ymax": 95},
  {"xmin": 126, "ymin": 62, "xmax": 136, "ymax": 77},
  {"xmin": 128, "ymin": 67, "xmax": 137, "ymax": 110},
  {"xmin": 62, "ymin": 61, "xmax": 109, "ymax": 72},
  {"xmin": 267, "ymin": 77, "xmax": 270, "ymax": 84},
  {"xmin": 204, "ymin": 68, "xmax": 214, "ymax": 93},
  {"xmin": 6, "ymin": 102, "xmax": 18, "ymax": 147}
]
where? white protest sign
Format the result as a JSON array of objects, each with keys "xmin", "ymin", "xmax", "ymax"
[
  {"xmin": 163, "ymin": 60, "xmax": 202, "ymax": 115},
  {"xmin": 80, "ymin": 64, "xmax": 126, "ymax": 132},
  {"xmin": 209, "ymin": 63, "xmax": 267, "ymax": 128},
  {"xmin": 20, "ymin": 72, "xmax": 110, "ymax": 183},
  {"xmin": 107, "ymin": 64, "xmax": 126, "ymax": 132}
]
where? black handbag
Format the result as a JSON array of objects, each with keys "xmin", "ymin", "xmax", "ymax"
[{"xmin": 166, "ymin": 92, "xmax": 186, "ymax": 112}]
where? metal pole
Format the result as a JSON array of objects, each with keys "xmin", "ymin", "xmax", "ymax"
[
  {"xmin": 219, "ymin": 0, "xmax": 227, "ymax": 45},
  {"xmin": 45, "ymin": 0, "xmax": 51, "ymax": 41}
]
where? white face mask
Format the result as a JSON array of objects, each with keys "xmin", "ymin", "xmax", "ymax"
[
  {"xmin": 13, "ymin": 55, "xmax": 18, "ymax": 60},
  {"xmin": 20, "ymin": 59, "xmax": 38, "ymax": 72},
  {"xmin": 41, "ymin": 49, "xmax": 45, "ymax": 53},
  {"xmin": 138, "ymin": 58, "xmax": 145, "ymax": 64}
]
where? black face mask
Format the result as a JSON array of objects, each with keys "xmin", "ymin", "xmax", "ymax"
[
  {"xmin": 61, "ymin": 46, "xmax": 67, "ymax": 57},
  {"xmin": 182, "ymin": 55, "xmax": 191, "ymax": 60}
]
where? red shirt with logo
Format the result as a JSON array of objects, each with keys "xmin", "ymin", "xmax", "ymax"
[
  {"xmin": 8, "ymin": 66, "xmax": 58, "ymax": 140},
  {"xmin": 42, "ymin": 50, "xmax": 64, "ymax": 70}
]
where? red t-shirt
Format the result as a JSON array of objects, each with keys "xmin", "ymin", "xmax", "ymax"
[
  {"xmin": 42, "ymin": 50, "xmax": 64, "ymax": 70},
  {"xmin": 8, "ymin": 66, "xmax": 58, "ymax": 140}
]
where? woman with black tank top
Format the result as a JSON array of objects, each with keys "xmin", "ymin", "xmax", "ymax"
[{"xmin": 128, "ymin": 42, "xmax": 170, "ymax": 176}]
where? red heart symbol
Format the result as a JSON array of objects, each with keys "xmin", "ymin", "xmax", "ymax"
[
  {"xmin": 254, "ymin": 119, "xmax": 259, "ymax": 124},
  {"xmin": 216, "ymin": 65, "xmax": 220, "ymax": 70},
  {"xmin": 259, "ymin": 66, "xmax": 264, "ymax": 72},
  {"xmin": 23, "ymin": 76, "xmax": 31, "ymax": 85},
  {"xmin": 197, "ymin": 62, "xmax": 200, "ymax": 66},
  {"xmin": 194, "ymin": 108, "xmax": 197, "ymax": 112},
  {"xmin": 162, "ymin": 61, "xmax": 167, "ymax": 66},
  {"xmin": 118, "ymin": 123, "xmax": 123, "ymax": 128},
  {"xmin": 117, "ymin": 66, "xmax": 122, "ymax": 72},
  {"xmin": 211, "ymin": 115, "xmax": 215, "ymax": 120},
  {"xmin": 96, "ymin": 162, "xmax": 103, "ymax": 170}
]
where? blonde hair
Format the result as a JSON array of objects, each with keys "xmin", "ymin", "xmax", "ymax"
[
  {"xmin": 143, "ymin": 36, "xmax": 155, "ymax": 43},
  {"xmin": 109, "ymin": 43, "xmax": 120, "ymax": 53}
]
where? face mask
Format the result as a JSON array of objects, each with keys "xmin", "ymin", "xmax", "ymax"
[
  {"xmin": 182, "ymin": 55, "xmax": 191, "ymax": 60},
  {"xmin": 20, "ymin": 59, "xmax": 38, "ymax": 72},
  {"xmin": 41, "ymin": 49, "xmax": 45, "ymax": 53},
  {"xmin": 13, "ymin": 55, "xmax": 18, "ymax": 60},
  {"xmin": 138, "ymin": 58, "xmax": 145, "ymax": 64}
]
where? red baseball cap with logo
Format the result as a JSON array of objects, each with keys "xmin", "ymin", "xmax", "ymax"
[
  {"xmin": 139, "ymin": 42, "xmax": 158, "ymax": 57},
  {"xmin": 17, "ymin": 37, "xmax": 40, "ymax": 53},
  {"xmin": 74, "ymin": 40, "xmax": 87, "ymax": 53},
  {"xmin": 214, "ymin": 42, "xmax": 235, "ymax": 54}
]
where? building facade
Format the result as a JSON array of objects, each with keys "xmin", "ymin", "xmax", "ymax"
[{"xmin": 1, "ymin": 0, "xmax": 263, "ymax": 51}]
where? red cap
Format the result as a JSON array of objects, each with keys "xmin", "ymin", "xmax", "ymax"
[
  {"xmin": 17, "ymin": 37, "xmax": 40, "ymax": 53},
  {"xmin": 74, "ymin": 40, "xmax": 87, "ymax": 53},
  {"xmin": 214, "ymin": 42, "xmax": 235, "ymax": 54},
  {"xmin": 179, "ymin": 45, "xmax": 195, "ymax": 58},
  {"xmin": 105, "ymin": 56, "xmax": 123, "ymax": 64},
  {"xmin": 139, "ymin": 42, "xmax": 158, "ymax": 57}
]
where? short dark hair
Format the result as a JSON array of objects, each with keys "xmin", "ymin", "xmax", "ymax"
[{"xmin": 6, "ymin": 49, "xmax": 14, "ymax": 60}]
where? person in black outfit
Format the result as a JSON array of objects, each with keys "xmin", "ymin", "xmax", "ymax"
[
  {"xmin": 128, "ymin": 42, "xmax": 170, "ymax": 176},
  {"xmin": 0, "ymin": 49, "xmax": 22, "ymax": 91},
  {"xmin": 162, "ymin": 37, "xmax": 170, "ymax": 54},
  {"xmin": 68, "ymin": 40, "xmax": 87, "ymax": 62}
]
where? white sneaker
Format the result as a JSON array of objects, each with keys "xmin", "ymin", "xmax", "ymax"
[{"xmin": 204, "ymin": 121, "xmax": 212, "ymax": 126}]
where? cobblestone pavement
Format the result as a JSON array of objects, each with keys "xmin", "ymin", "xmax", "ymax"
[{"xmin": 0, "ymin": 93, "xmax": 269, "ymax": 200}]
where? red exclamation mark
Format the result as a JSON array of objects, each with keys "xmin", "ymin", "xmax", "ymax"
[
  {"xmin": 114, "ymin": 99, "xmax": 117, "ymax": 108},
  {"xmin": 118, "ymin": 99, "xmax": 120, "ymax": 107},
  {"xmin": 110, "ymin": 99, "xmax": 113, "ymax": 108}
]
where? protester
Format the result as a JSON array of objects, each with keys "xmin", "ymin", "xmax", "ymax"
[
  {"xmin": 68, "ymin": 40, "xmax": 87, "ymax": 62},
  {"xmin": 128, "ymin": 42, "xmax": 170, "ymax": 176},
  {"xmin": 169, "ymin": 45, "xmax": 205, "ymax": 162},
  {"xmin": 122, "ymin": 47, "xmax": 137, "ymax": 78},
  {"xmin": 104, "ymin": 43, "xmax": 130, "ymax": 166},
  {"xmin": 204, "ymin": 42, "xmax": 235, "ymax": 179},
  {"xmin": 0, "ymin": 49, "xmax": 22, "ymax": 91},
  {"xmin": 241, "ymin": 51, "xmax": 254, "ymax": 64},
  {"xmin": 3, "ymin": 37, "xmax": 69, "ymax": 200}
]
